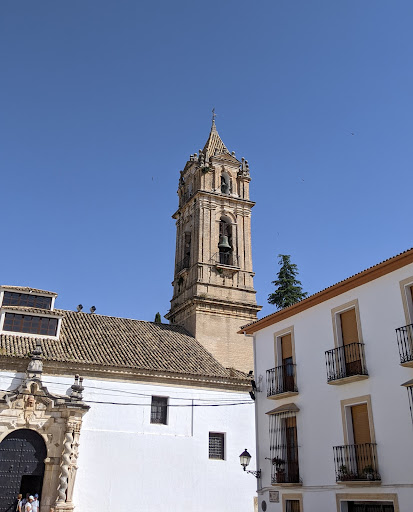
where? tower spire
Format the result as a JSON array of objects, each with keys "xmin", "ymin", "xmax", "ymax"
[
  {"xmin": 203, "ymin": 110, "xmax": 228, "ymax": 160},
  {"xmin": 211, "ymin": 108, "xmax": 217, "ymax": 131}
]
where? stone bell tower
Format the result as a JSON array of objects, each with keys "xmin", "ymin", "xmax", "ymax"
[{"xmin": 165, "ymin": 116, "xmax": 261, "ymax": 373}]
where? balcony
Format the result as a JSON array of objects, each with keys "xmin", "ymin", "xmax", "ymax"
[
  {"xmin": 396, "ymin": 324, "xmax": 413, "ymax": 366},
  {"xmin": 325, "ymin": 343, "xmax": 368, "ymax": 384},
  {"xmin": 333, "ymin": 443, "xmax": 381, "ymax": 483},
  {"xmin": 267, "ymin": 364, "xmax": 298, "ymax": 399},
  {"xmin": 271, "ymin": 457, "xmax": 301, "ymax": 486}
]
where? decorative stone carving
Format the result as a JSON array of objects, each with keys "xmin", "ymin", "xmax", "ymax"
[
  {"xmin": 56, "ymin": 429, "xmax": 73, "ymax": 505},
  {"xmin": 0, "ymin": 341, "xmax": 89, "ymax": 512},
  {"xmin": 238, "ymin": 157, "xmax": 250, "ymax": 177}
]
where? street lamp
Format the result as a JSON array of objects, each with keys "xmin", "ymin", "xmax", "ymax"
[{"xmin": 239, "ymin": 449, "xmax": 261, "ymax": 478}]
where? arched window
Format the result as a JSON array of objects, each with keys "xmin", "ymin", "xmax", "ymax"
[
  {"xmin": 221, "ymin": 172, "xmax": 231, "ymax": 194},
  {"xmin": 218, "ymin": 217, "xmax": 233, "ymax": 265},
  {"xmin": 184, "ymin": 232, "xmax": 191, "ymax": 268}
]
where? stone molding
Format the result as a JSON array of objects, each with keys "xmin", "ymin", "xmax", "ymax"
[{"xmin": 0, "ymin": 341, "xmax": 89, "ymax": 512}]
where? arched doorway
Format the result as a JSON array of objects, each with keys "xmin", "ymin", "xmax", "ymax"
[{"xmin": 0, "ymin": 429, "xmax": 46, "ymax": 512}]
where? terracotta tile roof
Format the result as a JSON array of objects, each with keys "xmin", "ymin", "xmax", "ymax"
[
  {"xmin": 2, "ymin": 306, "xmax": 62, "ymax": 317},
  {"xmin": 0, "ymin": 309, "xmax": 240, "ymax": 380},
  {"xmin": 202, "ymin": 120, "xmax": 229, "ymax": 160},
  {"xmin": 1, "ymin": 285, "xmax": 57, "ymax": 296},
  {"xmin": 241, "ymin": 247, "xmax": 413, "ymax": 334}
]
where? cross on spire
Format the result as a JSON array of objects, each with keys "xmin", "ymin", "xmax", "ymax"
[{"xmin": 212, "ymin": 108, "xmax": 217, "ymax": 128}]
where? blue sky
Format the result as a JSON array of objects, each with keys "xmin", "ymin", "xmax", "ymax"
[{"xmin": 1, "ymin": 0, "xmax": 412, "ymax": 321}]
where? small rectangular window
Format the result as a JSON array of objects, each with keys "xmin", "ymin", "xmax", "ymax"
[
  {"xmin": 2, "ymin": 313, "xmax": 58, "ymax": 336},
  {"xmin": 209, "ymin": 432, "xmax": 225, "ymax": 460},
  {"xmin": 150, "ymin": 396, "xmax": 168, "ymax": 424},
  {"xmin": 2, "ymin": 291, "xmax": 52, "ymax": 310},
  {"xmin": 285, "ymin": 500, "xmax": 301, "ymax": 512}
]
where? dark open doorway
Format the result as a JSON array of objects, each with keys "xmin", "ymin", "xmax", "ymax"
[{"xmin": 0, "ymin": 429, "xmax": 46, "ymax": 512}]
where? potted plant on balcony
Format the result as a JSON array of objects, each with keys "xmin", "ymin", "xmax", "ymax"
[
  {"xmin": 363, "ymin": 464, "xmax": 375, "ymax": 480},
  {"xmin": 272, "ymin": 457, "xmax": 286, "ymax": 483},
  {"xmin": 338, "ymin": 464, "xmax": 350, "ymax": 481}
]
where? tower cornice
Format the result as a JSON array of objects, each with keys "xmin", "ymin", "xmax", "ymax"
[{"xmin": 172, "ymin": 190, "xmax": 255, "ymax": 219}]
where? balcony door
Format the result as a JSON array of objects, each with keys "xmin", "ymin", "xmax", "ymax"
[
  {"xmin": 340, "ymin": 309, "xmax": 362, "ymax": 376},
  {"xmin": 285, "ymin": 416, "xmax": 299, "ymax": 483},
  {"xmin": 281, "ymin": 334, "xmax": 294, "ymax": 392},
  {"xmin": 351, "ymin": 403, "xmax": 372, "ymax": 474}
]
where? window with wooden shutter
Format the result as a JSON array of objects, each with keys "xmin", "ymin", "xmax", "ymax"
[
  {"xmin": 281, "ymin": 334, "xmax": 292, "ymax": 361},
  {"xmin": 340, "ymin": 309, "xmax": 362, "ymax": 375},
  {"xmin": 340, "ymin": 309, "xmax": 359, "ymax": 345},
  {"xmin": 351, "ymin": 403, "xmax": 373, "ymax": 472},
  {"xmin": 351, "ymin": 403, "xmax": 371, "ymax": 444},
  {"xmin": 280, "ymin": 333, "xmax": 294, "ymax": 391},
  {"xmin": 268, "ymin": 406, "xmax": 300, "ymax": 484}
]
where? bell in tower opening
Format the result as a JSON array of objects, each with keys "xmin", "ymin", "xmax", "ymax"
[{"xmin": 165, "ymin": 115, "xmax": 261, "ymax": 373}]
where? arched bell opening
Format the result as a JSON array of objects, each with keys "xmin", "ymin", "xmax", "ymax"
[
  {"xmin": 0, "ymin": 428, "xmax": 47, "ymax": 512},
  {"xmin": 218, "ymin": 217, "xmax": 233, "ymax": 265},
  {"xmin": 183, "ymin": 231, "xmax": 191, "ymax": 269},
  {"xmin": 220, "ymin": 172, "xmax": 231, "ymax": 194}
]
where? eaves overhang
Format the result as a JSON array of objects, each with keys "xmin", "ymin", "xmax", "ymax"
[{"xmin": 240, "ymin": 247, "xmax": 413, "ymax": 335}]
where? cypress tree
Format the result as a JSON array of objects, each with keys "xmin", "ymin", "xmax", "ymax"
[
  {"xmin": 268, "ymin": 254, "xmax": 307, "ymax": 309},
  {"xmin": 154, "ymin": 312, "xmax": 162, "ymax": 323}
]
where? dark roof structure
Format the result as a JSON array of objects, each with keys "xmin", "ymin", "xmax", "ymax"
[{"xmin": 0, "ymin": 309, "xmax": 249, "ymax": 388}]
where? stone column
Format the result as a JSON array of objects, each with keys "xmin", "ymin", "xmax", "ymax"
[
  {"xmin": 55, "ymin": 422, "xmax": 75, "ymax": 512},
  {"xmin": 41, "ymin": 457, "xmax": 61, "ymax": 512},
  {"xmin": 66, "ymin": 420, "xmax": 81, "ymax": 504}
]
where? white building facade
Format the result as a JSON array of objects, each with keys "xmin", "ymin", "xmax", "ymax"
[
  {"xmin": 242, "ymin": 249, "xmax": 413, "ymax": 512},
  {"xmin": 0, "ymin": 285, "xmax": 257, "ymax": 512}
]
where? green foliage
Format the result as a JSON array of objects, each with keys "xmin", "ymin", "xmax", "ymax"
[
  {"xmin": 154, "ymin": 312, "xmax": 162, "ymax": 323},
  {"xmin": 268, "ymin": 254, "xmax": 307, "ymax": 309}
]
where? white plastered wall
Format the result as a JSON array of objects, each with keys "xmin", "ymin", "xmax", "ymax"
[
  {"xmin": 253, "ymin": 263, "xmax": 413, "ymax": 512},
  {"xmin": 0, "ymin": 372, "xmax": 257, "ymax": 512}
]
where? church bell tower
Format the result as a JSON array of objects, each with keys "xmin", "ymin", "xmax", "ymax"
[{"xmin": 165, "ymin": 116, "xmax": 261, "ymax": 372}]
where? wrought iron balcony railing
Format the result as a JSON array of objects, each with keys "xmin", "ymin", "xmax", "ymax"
[
  {"xmin": 333, "ymin": 443, "xmax": 380, "ymax": 482},
  {"xmin": 325, "ymin": 342, "xmax": 368, "ymax": 382},
  {"xmin": 176, "ymin": 255, "xmax": 190, "ymax": 273},
  {"xmin": 396, "ymin": 323, "xmax": 413, "ymax": 364},
  {"xmin": 266, "ymin": 364, "xmax": 297, "ymax": 397},
  {"xmin": 212, "ymin": 252, "xmax": 240, "ymax": 267}
]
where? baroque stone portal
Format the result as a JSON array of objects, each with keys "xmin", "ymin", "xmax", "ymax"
[{"xmin": 0, "ymin": 341, "xmax": 89, "ymax": 512}]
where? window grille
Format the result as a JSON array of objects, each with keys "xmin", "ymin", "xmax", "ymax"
[
  {"xmin": 269, "ymin": 409, "xmax": 300, "ymax": 484},
  {"xmin": 347, "ymin": 502, "xmax": 394, "ymax": 512},
  {"xmin": 286, "ymin": 500, "xmax": 301, "ymax": 512},
  {"xmin": 150, "ymin": 396, "xmax": 168, "ymax": 424},
  {"xmin": 209, "ymin": 432, "xmax": 224, "ymax": 460}
]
